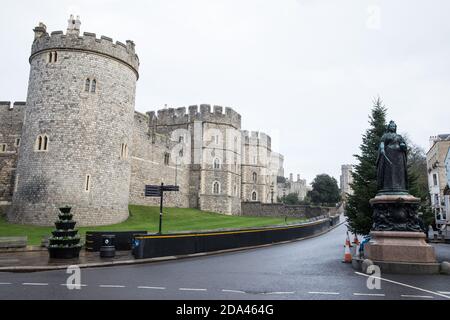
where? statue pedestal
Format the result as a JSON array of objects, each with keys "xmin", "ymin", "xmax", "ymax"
[
  {"xmin": 370, "ymin": 194, "xmax": 423, "ymax": 232},
  {"xmin": 365, "ymin": 231, "xmax": 436, "ymax": 263}
]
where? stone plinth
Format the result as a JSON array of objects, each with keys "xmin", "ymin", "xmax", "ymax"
[
  {"xmin": 365, "ymin": 231, "xmax": 436, "ymax": 263},
  {"xmin": 370, "ymin": 194, "xmax": 423, "ymax": 232}
]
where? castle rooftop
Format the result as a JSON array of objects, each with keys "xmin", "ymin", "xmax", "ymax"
[{"xmin": 30, "ymin": 16, "xmax": 140, "ymax": 78}]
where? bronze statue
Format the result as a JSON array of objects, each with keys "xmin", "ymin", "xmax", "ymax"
[
  {"xmin": 371, "ymin": 120, "xmax": 423, "ymax": 232},
  {"xmin": 376, "ymin": 120, "xmax": 408, "ymax": 194}
]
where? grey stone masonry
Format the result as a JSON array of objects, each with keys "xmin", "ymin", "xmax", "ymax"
[
  {"xmin": 0, "ymin": 102, "xmax": 25, "ymax": 203},
  {"xmin": 9, "ymin": 20, "xmax": 139, "ymax": 226}
]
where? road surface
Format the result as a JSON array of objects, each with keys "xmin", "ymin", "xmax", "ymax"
[{"xmin": 0, "ymin": 221, "xmax": 449, "ymax": 300}]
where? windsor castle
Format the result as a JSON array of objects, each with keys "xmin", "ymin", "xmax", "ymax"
[{"xmin": 0, "ymin": 17, "xmax": 296, "ymax": 226}]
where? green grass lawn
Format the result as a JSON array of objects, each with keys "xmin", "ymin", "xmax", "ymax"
[{"xmin": 0, "ymin": 205, "xmax": 306, "ymax": 245}]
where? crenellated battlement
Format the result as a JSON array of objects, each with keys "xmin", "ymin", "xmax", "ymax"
[
  {"xmin": 0, "ymin": 101, "xmax": 26, "ymax": 111},
  {"xmin": 147, "ymin": 104, "xmax": 241, "ymax": 129},
  {"xmin": 30, "ymin": 19, "xmax": 139, "ymax": 78},
  {"xmin": 241, "ymin": 130, "xmax": 272, "ymax": 149}
]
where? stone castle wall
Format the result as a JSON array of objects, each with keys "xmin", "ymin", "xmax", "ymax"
[
  {"xmin": 0, "ymin": 102, "xmax": 25, "ymax": 204},
  {"xmin": 9, "ymin": 25, "xmax": 138, "ymax": 226},
  {"xmin": 241, "ymin": 201, "xmax": 338, "ymax": 219},
  {"xmin": 129, "ymin": 111, "xmax": 190, "ymax": 208}
]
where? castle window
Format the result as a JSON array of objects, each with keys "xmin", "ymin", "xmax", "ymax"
[
  {"xmin": 252, "ymin": 172, "xmax": 257, "ymax": 183},
  {"xmin": 179, "ymin": 136, "xmax": 184, "ymax": 143},
  {"xmin": 85, "ymin": 174, "xmax": 91, "ymax": 192},
  {"xmin": 91, "ymin": 79, "xmax": 97, "ymax": 93},
  {"xmin": 120, "ymin": 143, "xmax": 128, "ymax": 159},
  {"xmin": 234, "ymin": 184, "xmax": 238, "ymax": 196},
  {"xmin": 213, "ymin": 181, "xmax": 220, "ymax": 194},
  {"xmin": 48, "ymin": 52, "xmax": 53, "ymax": 63},
  {"xmin": 85, "ymin": 79, "xmax": 91, "ymax": 92},
  {"xmin": 213, "ymin": 158, "xmax": 221, "ymax": 169},
  {"xmin": 252, "ymin": 191, "xmax": 257, "ymax": 201},
  {"xmin": 14, "ymin": 174, "xmax": 19, "ymax": 193},
  {"xmin": 179, "ymin": 149, "xmax": 183, "ymax": 158},
  {"xmin": 48, "ymin": 51, "xmax": 57, "ymax": 63},
  {"xmin": 164, "ymin": 152, "xmax": 170, "ymax": 165},
  {"xmin": 35, "ymin": 135, "xmax": 49, "ymax": 152},
  {"xmin": 0, "ymin": 144, "xmax": 6, "ymax": 153},
  {"xmin": 53, "ymin": 51, "xmax": 57, "ymax": 62},
  {"xmin": 15, "ymin": 138, "xmax": 20, "ymax": 147}
]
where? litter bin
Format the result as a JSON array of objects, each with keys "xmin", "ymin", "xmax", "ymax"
[{"xmin": 100, "ymin": 234, "xmax": 116, "ymax": 258}]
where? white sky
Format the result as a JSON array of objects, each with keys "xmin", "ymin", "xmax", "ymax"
[{"xmin": 1, "ymin": 0, "xmax": 450, "ymax": 184}]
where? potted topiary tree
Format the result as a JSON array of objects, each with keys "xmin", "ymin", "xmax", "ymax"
[{"xmin": 47, "ymin": 207, "xmax": 82, "ymax": 259}]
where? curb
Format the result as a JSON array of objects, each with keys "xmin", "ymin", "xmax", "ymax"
[{"xmin": 0, "ymin": 218, "xmax": 344, "ymax": 273}]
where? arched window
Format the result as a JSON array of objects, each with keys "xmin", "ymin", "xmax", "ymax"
[
  {"xmin": 85, "ymin": 78, "xmax": 91, "ymax": 92},
  {"xmin": 164, "ymin": 153, "xmax": 170, "ymax": 165},
  {"xmin": 35, "ymin": 135, "xmax": 49, "ymax": 152},
  {"xmin": 53, "ymin": 51, "xmax": 57, "ymax": 62},
  {"xmin": 252, "ymin": 191, "xmax": 257, "ymax": 201},
  {"xmin": 48, "ymin": 52, "xmax": 53, "ymax": 63},
  {"xmin": 91, "ymin": 79, "xmax": 96, "ymax": 93},
  {"xmin": 213, "ymin": 181, "xmax": 220, "ymax": 194},
  {"xmin": 120, "ymin": 143, "xmax": 128, "ymax": 159},
  {"xmin": 43, "ymin": 135, "xmax": 48, "ymax": 151},
  {"xmin": 213, "ymin": 158, "xmax": 221, "ymax": 169},
  {"xmin": 252, "ymin": 172, "xmax": 257, "ymax": 183}
]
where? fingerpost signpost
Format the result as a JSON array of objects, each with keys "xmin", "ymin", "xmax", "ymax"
[{"xmin": 145, "ymin": 183, "xmax": 180, "ymax": 234}]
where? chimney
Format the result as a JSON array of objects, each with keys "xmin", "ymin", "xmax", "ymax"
[
  {"xmin": 67, "ymin": 14, "xmax": 81, "ymax": 36},
  {"xmin": 289, "ymin": 173, "xmax": 293, "ymax": 182}
]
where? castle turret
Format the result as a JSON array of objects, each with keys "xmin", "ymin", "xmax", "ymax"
[{"xmin": 10, "ymin": 17, "xmax": 139, "ymax": 226}]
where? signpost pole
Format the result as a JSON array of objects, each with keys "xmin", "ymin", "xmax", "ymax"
[{"xmin": 159, "ymin": 182, "xmax": 164, "ymax": 235}]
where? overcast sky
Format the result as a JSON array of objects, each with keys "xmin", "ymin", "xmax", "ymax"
[{"xmin": 1, "ymin": 0, "xmax": 450, "ymax": 184}]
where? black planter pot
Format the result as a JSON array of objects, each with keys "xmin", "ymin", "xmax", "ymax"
[
  {"xmin": 59, "ymin": 207, "xmax": 71, "ymax": 214},
  {"xmin": 52, "ymin": 230, "xmax": 78, "ymax": 237},
  {"xmin": 48, "ymin": 245, "xmax": 82, "ymax": 259},
  {"xmin": 49, "ymin": 237, "xmax": 80, "ymax": 246},
  {"xmin": 58, "ymin": 214, "xmax": 73, "ymax": 221},
  {"xmin": 48, "ymin": 207, "xmax": 82, "ymax": 260},
  {"xmin": 55, "ymin": 221, "xmax": 76, "ymax": 230}
]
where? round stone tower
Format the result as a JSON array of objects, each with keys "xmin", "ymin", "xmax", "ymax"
[{"xmin": 9, "ymin": 16, "xmax": 139, "ymax": 226}]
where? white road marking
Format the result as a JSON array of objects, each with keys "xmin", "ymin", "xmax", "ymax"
[
  {"xmin": 22, "ymin": 283, "xmax": 48, "ymax": 286},
  {"xmin": 179, "ymin": 288, "xmax": 207, "ymax": 291},
  {"xmin": 438, "ymin": 291, "xmax": 450, "ymax": 294},
  {"xmin": 138, "ymin": 286, "xmax": 166, "ymax": 290},
  {"xmin": 222, "ymin": 289, "xmax": 246, "ymax": 294},
  {"xmin": 60, "ymin": 284, "xmax": 87, "ymax": 287},
  {"xmin": 355, "ymin": 271, "xmax": 450, "ymax": 300},
  {"xmin": 0, "ymin": 282, "xmax": 12, "ymax": 285},
  {"xmin": 401, "ymin": 294, "xmax": 434, "ymax": 299},
  {"xmin": 99, "ymin": 285, "xmax": 125, "ymax": 288},
  {"xmin": 353, "ymin": 292, "xmax": 385, "ymax": 297},
  {"xmin": 308, "ymin": 291, "xmax": 340, "ymax": 295},
  {"xmin": 265, "ymin": 291, "xmax": 295, "ymax": 295}
]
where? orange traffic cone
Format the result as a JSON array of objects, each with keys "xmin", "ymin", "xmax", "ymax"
[
  {"xmin": 353, "ymin": 234, "xmax": 360, "ymax": 246},
  {"xmin": 342, "ymin": 235, "xmax": 352, "ymax": 263}
]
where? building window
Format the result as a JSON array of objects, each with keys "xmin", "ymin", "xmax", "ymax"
[
  {"xmin": 252, "ymin": 172, "xmax": 257, "ymax": 183},
  {"xmin": 179, "ymin": 149, "xmax": 183, "ymax": 158},
  {"xmin": 120, "ymin": 143, "xmax": 128, "ymax": 159},
  {"xmin": 164, "ymin": 153, "xmax": 170, "ymax": 165},
  {"xmin": 433, "ymin": 174, "xmax": 438, "ymax": 186},
  {"xmin": 213, "ymin": 181, "xmax": 220, "ymax": 194},
  {"xmin": 14, "ymin": 174, "xmax": 19, "ymax": 193},
  {"xmin": 252, "ymin": 191, "xmax": 257, "ymax": 201},
  {"xmin": 234, "ymin": 184, "xmax": 238, "ymax": 196},
  {"xmin": 85, "ymin": 78, "xmax": 91, "ymax": 92},
  {"xmin": 214, "ymin": 135, "xmax": 220, "ymax": 145},
  {"xmin": 35, "ymin": 135, "xmax": 49, "ymax": 152},
  {"xmin": 91, "ymin": 79, "xmax": 97, "ymax": 93},
  {"xmin": 48, "ymin": 51, "xmax": 57, "ymax": 63},
  {"xmin": 0, "ymin": 144, "xmax": 6, "ymax": 153},
  {"xmin": 213, "ymin": 158, "xmax": 221, "ymax": 169},
  {"xmin": 15, "ymin": 138, "xmax": 20, "ymax": 147},
  {"xmin": 85, "ymin": 174, "xmax": 91, "ymax": 192}
]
